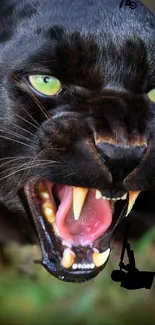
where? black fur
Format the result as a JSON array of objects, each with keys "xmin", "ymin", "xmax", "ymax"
[{"xmin": 0, "ymin": 0, "xmax": 155, "ymax": 282}]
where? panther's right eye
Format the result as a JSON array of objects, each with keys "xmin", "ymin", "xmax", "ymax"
[
  {"xmin": 28, "ymin": 75, "xmax": 62, "ymax": 96},
  {"xmin": 147, "ymin": 89, "xmax": 155, "ymax": 102}
]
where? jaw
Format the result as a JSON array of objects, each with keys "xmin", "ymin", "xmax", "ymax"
[{"xmin": 23, "ymin": 178, "xmax": 139, "ymax": 283}]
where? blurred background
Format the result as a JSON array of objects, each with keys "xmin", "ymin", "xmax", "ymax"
[
  {"xmin": 1, "ymin": 1, "xmax": 155, "ymax": 325},
  {"xmin": 142, "ymin": 0, "xmax": 155, "ymax": 12}
]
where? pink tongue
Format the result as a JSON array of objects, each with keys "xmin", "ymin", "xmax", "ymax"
[{"xmin": 55, "ymin": 185, "xmax": 112, "ymax": 246}]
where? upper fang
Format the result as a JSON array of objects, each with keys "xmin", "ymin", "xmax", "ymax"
[{"xmin": 73, "ymin": 187, "xmax": 88, "ymax": 220}]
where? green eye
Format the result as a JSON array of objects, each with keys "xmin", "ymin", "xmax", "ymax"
[
  {"xmin": 147, "ymin": 89, "xmax": 155, "ymax": 103},
  {"xmin": 28, "ymin": 75, "xmax": 62, "ymax": 96}
]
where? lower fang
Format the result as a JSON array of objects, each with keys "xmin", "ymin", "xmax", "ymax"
[
  {"xmin": 92, "ymin": 248, "xmax": 110, "ymax": 267},
  {"xmin": 61, "ymin": 248, "xmax": 75, "ymax": 269},
  {"xmin": 42, "ymin": 202, "xmax": 56, "ymax": 223}
]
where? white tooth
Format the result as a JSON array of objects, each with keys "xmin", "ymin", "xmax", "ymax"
[
  {"xmin": 102, "ymin": 196, "xmax": 110, "ymax": 200},
  {"xmin": 92, "ymin": 248, "xmax": 110, "ymax": 267},
  {"xmin": 96, "ymin": 190, "xmax": 102, "ymax": 199},
  {"xmin": 90, "ymin": 263, "xmax": 95, "ymax": 269},
  {"xmin": 72, "ymin": 263, "xmax": 78, "ymax": 270},
  {"xmin": 125, "ymin": 191, "xmax": 140, "ymax": 217},
  {"xmin": 73, "ymin": 187, "xmax": 88, "ymax": 221},
  {"xmin": 121, "ymin": 193, "xmax": 127, "ymax": 200},
  {"xmin": 77, "ymin": 264, "xmax": 82, "ymax": 269}
]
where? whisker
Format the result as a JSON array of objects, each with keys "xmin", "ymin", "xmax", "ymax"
[
  {"xmin": 13, "ymin": 100, "xmax": 40, "ymax": 127},
  {"xmin": 63, "ymin": 171, "xmax": 78, "ymax": 179},
  {"xmin": 0, "ymin": 156, "xmax": 31, "ymax": 168},
  {"xmin": 21, "ymin": 1, "xmax": 61, "ymax": 42},
  {"xmin": 27, "ymin": 91, "xmax": 49, "ymax": 119},
  {"xmin": 11, "ymin": 122, "xmax": 37, "ymax": 138},
  {"xmin": 15, "ymin": 114, "xmax": 39, "ymax": 130},
  {"xmin": 2, "ymin": 83, "xmax": 40, "ymax": 128},
  {"xmin": 0, "ymin": 161, "xmax": 58, "ymax": 181},
  {"xmin": 13, "ymin": 77, "xmax": 48, "ymax": 120},
  {"xmin": 0, "ymin": 158, "xmax": 61, "ymax": 176},
  {"xmin": 0, "ymin": 135, "xmax": 37, "ymax": 149},
  {"xmin": 26, "ymin": 0, "xmax": 43, "ymax": 16},
  {"xmin": 0, "ymin": 128, "xmax": 37, "ymax": 144},
  {"xmin": 0, "ymin": 162, "xmax": 30, "ymax": 175}
]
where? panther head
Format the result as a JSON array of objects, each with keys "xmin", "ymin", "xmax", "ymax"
[{"xmin": 0, "ymin": 0, "xmax": 155, "ymax": 282}]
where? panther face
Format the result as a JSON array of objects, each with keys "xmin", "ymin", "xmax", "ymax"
[{"xmin": 0, "ymin": 0, "xmax": 155, "ymax": 283}]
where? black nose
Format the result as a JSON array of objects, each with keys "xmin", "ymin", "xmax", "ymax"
[{"xmin": 96, "ymin": 141, "xmax": 146, "ymax": 181}]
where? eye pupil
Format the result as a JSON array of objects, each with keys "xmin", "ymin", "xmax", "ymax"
[{"xmin": 44, "ymin": 77, "xmax": 49, "ymax": 83}]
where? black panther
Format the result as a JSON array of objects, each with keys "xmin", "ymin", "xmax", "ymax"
[{"xmin": 0, "ymin": 0, "xmax": 155, "ymax": 283}]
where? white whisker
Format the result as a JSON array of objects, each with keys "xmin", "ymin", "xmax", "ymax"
[
  {"xmin": 0, "ymin": 156, "xmax": 31, "ymax": 168},
  {"xmin": 0, "ymin": 128, "xmax": 37, "ymax": 144},
  {"xmin": 0, "ymin": 161, "xmax": 57, "ymax": 181},
  {"xmin": 0, "ymin": 135, "xmax": 37, "ymax": 149},
  {"xmin": 15, "ymin": 114, "xmax": 39, "ymax": 129},
  {"xmin": 11, "ymin": 122, "xmax": 37, "ymax": 138}
]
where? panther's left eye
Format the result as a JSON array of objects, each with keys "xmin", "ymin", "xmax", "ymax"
[
  {"xmin": 28, "ymin": 75, "xmax": 62, "ymax": 96},
  {"xmin": 147, "ymin": 89, "xmax": 155, "ymax": 102}
]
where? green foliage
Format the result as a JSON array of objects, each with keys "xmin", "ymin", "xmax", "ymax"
[{"xmin": 0, "ymin": 229, "xmax": 155, "ymax": 325}]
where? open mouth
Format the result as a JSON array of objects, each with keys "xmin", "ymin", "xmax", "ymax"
[{"xmin": 24, "ymin": 179, "xmax": 140, "ymax": 283}]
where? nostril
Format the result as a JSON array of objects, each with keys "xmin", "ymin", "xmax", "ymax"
[
  {"xmin": 96, "ymin": 142, "xmax": 118, "ymax": 161},
  {"xmin": 96, "ymin": 141, "xmax": 147, "ymax": 182},
  {"xmin": 96, "ymin": 142, "xmax": 146, "ymax": 162}
]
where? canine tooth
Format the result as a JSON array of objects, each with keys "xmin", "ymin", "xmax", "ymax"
[
  {"xmin": 38, "ymin": 182, "xmax": 50, "ymax": 200},
  {"xmin": 61, "ymin": 249, "xmax": 75, "ymax": 269},
  {"xmin": 42, "ymin": 202, "xmax": 56, "ymax": 223},
  {"xmin": 126, "ymin": 191, "xmax": 140, "ymax": 217},
  {"xmin": 72, "ymin": 263, "xmax": 78, "ymax": 270},
  {"xmin": 121, "ymin": 193, "xmax": 127, "ymax": 200},
  {"xmin": 73, "ymin": 187, "xmax": 88, "ymax": 221},
  {"xmin": 96, "ymin": 190, "xmax": 102, "ymax": 199},
  {"xmin": 92, "ymin": 248, "xmax": 110, "ymax": 267}
]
